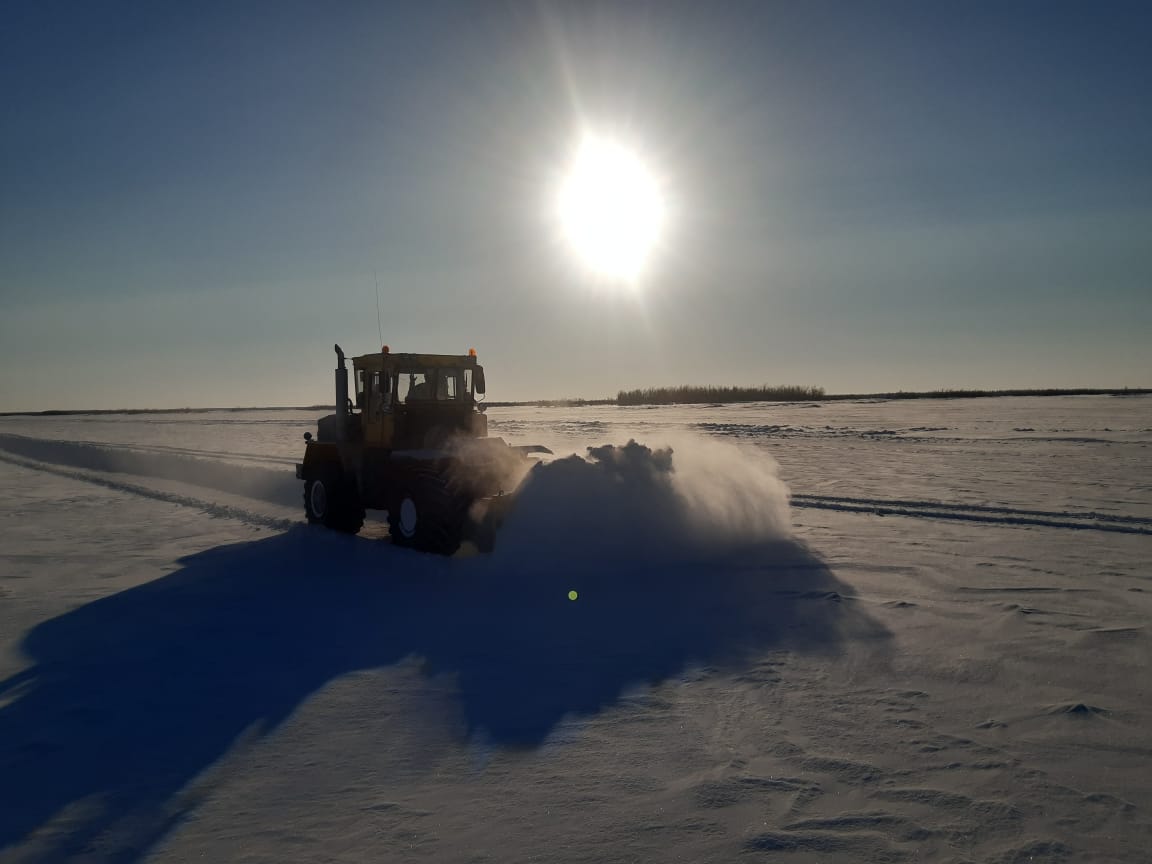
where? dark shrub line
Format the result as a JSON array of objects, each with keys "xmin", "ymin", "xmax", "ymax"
[
  {"xmin": 825, "ymin": 387, "xmax": 1152, "ymax": 401},
  {"xmin": 617, "ymin": 385, "xmax": 826, "ymax": 405}
]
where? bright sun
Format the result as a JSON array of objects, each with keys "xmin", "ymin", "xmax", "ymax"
[{"xmin": 556, "ymin": 135, "xmax": 666, "ymax": 283}]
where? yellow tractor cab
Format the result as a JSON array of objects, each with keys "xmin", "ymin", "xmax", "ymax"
[{"xmin": 350, "ymin": 347, "xmax": 488, "ymax": 450}]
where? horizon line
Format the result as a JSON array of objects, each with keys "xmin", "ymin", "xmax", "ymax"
[{"xmin": 2, "ymin": 387, "xmax": 1150, "ymax": 417}]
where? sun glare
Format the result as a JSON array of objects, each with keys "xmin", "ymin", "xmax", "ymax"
[{"xmin": 556, "ymin": 135, "xmax": 666, "ymax": 283}]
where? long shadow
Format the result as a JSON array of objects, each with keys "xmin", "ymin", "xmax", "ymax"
[{"xmin": 0, "ymin": 527, "xmax": 886, "ymax": 862}]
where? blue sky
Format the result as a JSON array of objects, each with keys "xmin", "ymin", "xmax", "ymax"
[{"xmin": 2, "ymin": 0, "xmax": 1150, "ymax": 409}]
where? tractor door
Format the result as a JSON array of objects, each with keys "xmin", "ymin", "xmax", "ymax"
[{"xmin": 362, "ymin": 370, "xmax": 396, "ymax": 448}]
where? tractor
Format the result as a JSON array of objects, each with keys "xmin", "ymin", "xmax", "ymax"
[{"xmin": 295, "ymin": 344, "xmax": 548, "ymax": 554}]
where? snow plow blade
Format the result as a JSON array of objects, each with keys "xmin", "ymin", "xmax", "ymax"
[
  {"xmin": 464, "ymin": 491, "xmax": 522, "ymax": 553},
  {"xmin": 511, "ymin": 444, "xmax": 553, "ymax": 456}
]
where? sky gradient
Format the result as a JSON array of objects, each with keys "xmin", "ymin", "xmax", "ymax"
[{"xmin": 2, "ymin": 0, "xmax": 1150, "ymax": 410}]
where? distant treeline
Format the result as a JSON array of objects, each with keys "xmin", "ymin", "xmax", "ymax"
[
  {"xmin": 824, "ymin": 387, "xmax": 1152, "ymax": 401},
  {"xmin": 617, "ymin": 385, "xmax": 826, "ymax": 405}
]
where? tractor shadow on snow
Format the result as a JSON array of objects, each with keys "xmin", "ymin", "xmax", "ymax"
[{"xmin": 0, "ymin": 525, "xmax": 888, "ymax": 863}]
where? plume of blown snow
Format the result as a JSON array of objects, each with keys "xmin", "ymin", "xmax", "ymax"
[{"xmin": 493, "ymin": 433, "xmax": 791, "ymax": 567}]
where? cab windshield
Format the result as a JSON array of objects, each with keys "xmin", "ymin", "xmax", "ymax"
[{"xmin": 396, "ymin": 369, "xmax": 472, "ymax": 403}]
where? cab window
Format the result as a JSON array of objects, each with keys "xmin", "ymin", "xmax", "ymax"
[
  {"xmin": 398, "ymin": 372, "xmax": 431, "ymax": 402},
  {"xmin": 438, "ymin": 370, "xmax": 460, "ymax": 400}
]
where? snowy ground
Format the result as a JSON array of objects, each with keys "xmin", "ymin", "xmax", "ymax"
[{"xmin": 1, "ymin": 395, "xmax": 1150, "ymax": 863}]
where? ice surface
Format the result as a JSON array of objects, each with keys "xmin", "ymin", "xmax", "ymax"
[{"xmin": 1, "ymin": 395, "xmax": 1150, "ymax": 862}]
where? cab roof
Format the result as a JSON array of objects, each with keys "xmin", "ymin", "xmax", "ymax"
[{"xmin": 351, "ymin": 351, "xmax": 479, "ymax": 373}]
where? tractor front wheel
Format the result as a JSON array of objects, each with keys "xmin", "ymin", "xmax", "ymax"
[{"xmin": 388, "ymin": 470, "xmax": 466, "ymax": 555}]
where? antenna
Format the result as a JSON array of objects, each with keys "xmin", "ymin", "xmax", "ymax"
[{"xmin": 373, "ymin": 270, "xmax": 383, "ymax": 347}]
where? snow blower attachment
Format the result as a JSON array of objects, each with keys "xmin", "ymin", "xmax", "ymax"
[{"xmin": 296, "ymin": 344, "xmax": 550, "ymax": 554}]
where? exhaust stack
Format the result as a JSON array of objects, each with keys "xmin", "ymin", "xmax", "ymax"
[{"xmin": 334, "ymin": 343, "xmax": 349, "ymax": 441}]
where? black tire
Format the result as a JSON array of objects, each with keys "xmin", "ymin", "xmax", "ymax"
[
  {"xmin": 304, "ymin": 473, "xmax": 364, "ymax": 535},
  {"xmin": 387, "ymin": 468, "xmax": 467, "ymax": 555}
]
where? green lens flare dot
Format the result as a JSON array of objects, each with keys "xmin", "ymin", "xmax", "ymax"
[{"xmin": 568, "ymin": 590, "xmax": 579, "ymax": 601}]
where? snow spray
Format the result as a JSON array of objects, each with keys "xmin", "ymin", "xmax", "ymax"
[{"xmin": 491, "ymin": 433, "xmax": 792, "ymax": 569}]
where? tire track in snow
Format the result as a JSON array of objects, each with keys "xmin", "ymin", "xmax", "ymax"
[
  {"xmin": 0, "ymin": 451, "xmax": 297, "ymax": 532},
  {"xmin": 0, "ymin": 432, "xmax": 295, "ymax": 466},
  {"xmin": 64, "ymin": 438, "xmax": 297, "ymax": 466},
  {"xmin": 793, "ymin": 493, "xmax": 1152, "ymax": 526},
  {"xmin": 790, "ymin": 494, "xmax": 1152, "ymax": 535},
  {"xmin": 0, "ymin": 433, "xmax": 300, "ymax": 507}
]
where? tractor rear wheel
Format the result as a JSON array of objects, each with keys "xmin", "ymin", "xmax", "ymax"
[
  {"xmin": 388, "ymin": 469, "xmax": 466, "ymax": 555},
  {"xmin": 305, "ymin": 473, "xmax": 364, "ymax": 535}
]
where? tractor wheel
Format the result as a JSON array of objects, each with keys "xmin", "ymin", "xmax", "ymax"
[
  {"xmin": 305, "ymin": 473, "xmax": 364, "ymax": 535},
  {"xmin": 388, "ymin": 469, "xmax": 467, "ymax": 555}
]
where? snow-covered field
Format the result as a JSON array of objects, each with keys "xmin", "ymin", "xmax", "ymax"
[{"xmin": 1, "ymin": 395, "xmax": 1150, "ymax": 863}]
